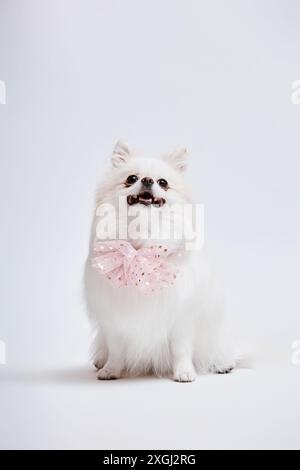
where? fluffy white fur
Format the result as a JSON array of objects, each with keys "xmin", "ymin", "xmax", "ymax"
[{"xmin": 84, "ymin": 141, "xmax": 237, "ymax": 382}]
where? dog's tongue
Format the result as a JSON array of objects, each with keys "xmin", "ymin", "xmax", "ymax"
[{"xmin": 138, "ymin": 191, "xmax": 153, "ymax": 206}]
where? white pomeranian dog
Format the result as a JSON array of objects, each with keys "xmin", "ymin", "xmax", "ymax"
[{"xmin": 84, "ymin": 140, "xmax": 237, "ymax": 382}]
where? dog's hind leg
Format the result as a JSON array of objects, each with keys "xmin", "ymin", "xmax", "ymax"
[{"xmin": 91, "ymin": 329, "xmax": 108, "ymax": 370}]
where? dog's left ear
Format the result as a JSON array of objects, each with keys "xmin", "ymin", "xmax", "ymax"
[
  {"xmin": 111, "ymin": 140, "xmax": 132, "ymax": 168},
  {"xmin": 163, "ymin": 148, "xmax": 188, "ymax": 173}
]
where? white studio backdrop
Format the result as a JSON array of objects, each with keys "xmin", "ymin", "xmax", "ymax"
[{"xmin": 0, "ymin": 0, "xmax": 300, "ymax": 450}]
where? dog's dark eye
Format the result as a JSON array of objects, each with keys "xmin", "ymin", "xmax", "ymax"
[
  {"xmin": 126, "ymin": 174, "xmax": 139, "ymax": 186},
  {"xmin": 157, "ymin": 178, "xmax": 168, "ymax": 189}
]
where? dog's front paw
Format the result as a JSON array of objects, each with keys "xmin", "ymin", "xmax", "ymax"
[
  {"xmin": 173, "ymin": 368, "xmax": 197, "ymax": 383},
  {"xmin": 94, "ymin": 359, "xmax": 106, "ymax": 370},
  {"xmin": 97, "ymin": 367, "xmax": 121, "ymax": 380}
]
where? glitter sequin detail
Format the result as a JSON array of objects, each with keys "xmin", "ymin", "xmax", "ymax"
[{"xmin": 92, "ymin": 240, "xmax": 179, "ymax": 294}]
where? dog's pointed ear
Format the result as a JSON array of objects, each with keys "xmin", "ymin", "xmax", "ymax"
[
  {"xmin": 111, "ymin": 140, "xmax": 132, "ymax": 167},
  {"xmin": 163, "ymin": 148, "xmax": 188, "ymax": 172}
]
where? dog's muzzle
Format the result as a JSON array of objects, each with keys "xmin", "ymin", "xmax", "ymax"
[{"xmin": 127, "ymin": 191, "xmax": 166, "ymax": 207}]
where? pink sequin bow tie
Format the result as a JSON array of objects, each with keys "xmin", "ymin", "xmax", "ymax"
[{"xmin": 92, "ymin": 240, "xmax": 179, "ymax": 294}]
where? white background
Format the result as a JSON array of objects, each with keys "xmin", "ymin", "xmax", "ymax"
[{"xmin": 0, "ymin": 0, "xmax": 300, "ymax": 450}]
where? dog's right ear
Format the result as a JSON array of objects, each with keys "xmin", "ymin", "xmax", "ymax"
[
  {"xmin": 163, "ymin": 147, "xmax": 188, "ymax": 173},
  {"xmin": 111, "ymin": 140, "xmax": 131, "ymax": 168}
]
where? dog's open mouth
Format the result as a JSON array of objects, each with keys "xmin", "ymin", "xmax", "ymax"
[{"xmin": 127, "ymin": 191, "xmax": 166, "ymax": 207}]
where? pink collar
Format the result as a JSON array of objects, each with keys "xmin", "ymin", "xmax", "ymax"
[{"xmin": 92, "ymin": 240, "xmax": 179, "ymax": 294}]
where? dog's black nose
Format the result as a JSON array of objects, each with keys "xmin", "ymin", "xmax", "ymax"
[{"xmin": 141, "ymin": 177, "xmax": 154, "ymax": 188}]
